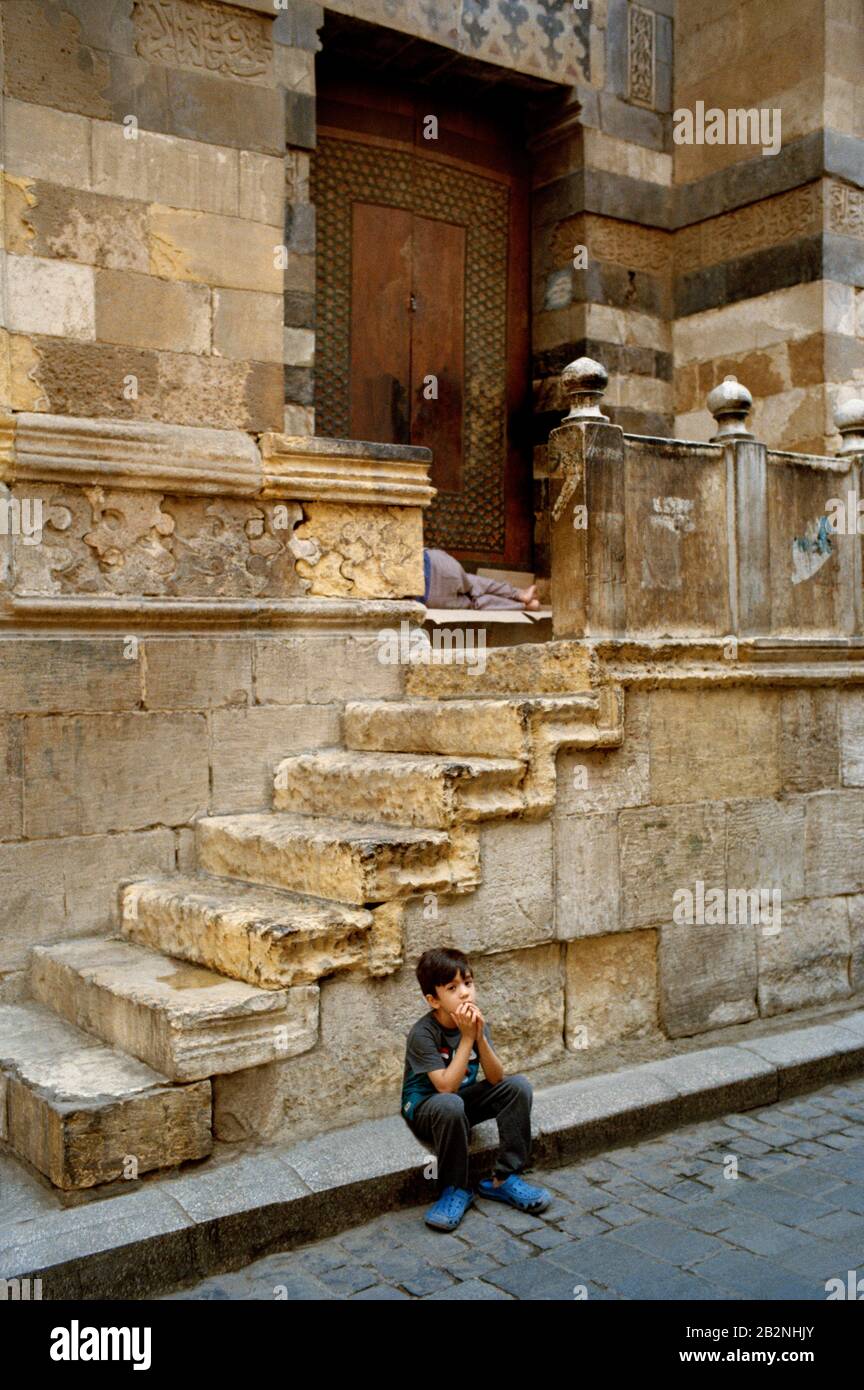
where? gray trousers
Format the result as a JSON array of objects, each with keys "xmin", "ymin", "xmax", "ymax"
[
  {"xmin": 404, "ymin": 1074, "xmax": 534, "ymax": 1194},
  {"xmin": 425, "ymin": 548, "xmax": 527, "ymax": 610}
]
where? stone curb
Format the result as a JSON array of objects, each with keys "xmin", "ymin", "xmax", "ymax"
[{"xmin": 3, "ymin": 1010, "xmax": 864, "ymax": 1299}]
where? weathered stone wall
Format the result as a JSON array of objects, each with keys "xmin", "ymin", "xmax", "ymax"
[
  {"xmin": 0, "ymin": 0, "xmax": 288, "ymax": 430},
  {"xmin": 555, "ymin": 680, "xmax": 864, "ymax": 1043},
  {"xmin": 212, "ymin": 666, "xmax": 864, "ymax": 1150},
  {"xmin": 672, "ymin": 0, "xmax": 864, "ymax": 451},
  {"xmin": 0, "ymin": 629, "xmax": 402, "ymax": 995}
]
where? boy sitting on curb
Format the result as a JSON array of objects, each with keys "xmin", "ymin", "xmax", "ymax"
[{"xmin": 400, "ymin": 946, "xmax": 551, "ymax": 1231}]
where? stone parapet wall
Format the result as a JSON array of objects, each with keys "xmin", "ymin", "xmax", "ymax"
[
  {"xmin": 0, "ymin": 413, "xmax": 431, "ymax": 608},
  {"xmin": 547, "ymin": 382, "xmax": 863, "ymax": 642}
]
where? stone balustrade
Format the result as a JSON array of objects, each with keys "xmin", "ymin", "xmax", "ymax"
[{"xmin": 548, "ymin": 357, "xmax": 864, "ymax": 644}]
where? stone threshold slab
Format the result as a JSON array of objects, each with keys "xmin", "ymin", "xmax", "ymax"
[{"xmin": 2, "ymin": 1009, "xmax": 863, "ymax": 1299}]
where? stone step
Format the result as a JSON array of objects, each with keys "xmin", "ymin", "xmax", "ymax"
[
  {"xmin": 0, "ymin": 1001, "xmax": 211, "ymax": 1190},
  {"xmin": 343, "ymin": 693, "xmax": 603, "ymax": 759},
  {"xmin": 30, "ymin": 937, "xmax": 317, "ymax": 1083},
  {"xmin": 120, "ymin": 874, "xmax": 373, "ymax": 989},
  {"xmin": 196, "ymin": 812, "xmax": 480, "ymax": 905},
  {"xmin": 404, "ymin": 638, "xmax": 595, "ymax": 698},
  {"xmin": 272, "ymin": 749, "xmax": 527, "ymax": 828}
]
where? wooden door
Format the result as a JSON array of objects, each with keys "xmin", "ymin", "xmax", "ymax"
[{"xmin": 312, "ymin": 75, "xmax": 532, "ymax": 568}]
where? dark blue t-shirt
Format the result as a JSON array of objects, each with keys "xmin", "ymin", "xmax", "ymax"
[{"xmin": 400, "ymin": 1011, "xmax": 494, "ymax": 1123}]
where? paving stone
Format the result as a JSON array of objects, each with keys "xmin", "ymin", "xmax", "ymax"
[
  {"xmin": 625, "ymin": 1189, "xmax": 694, "ymax": 1219},
  {"xmin": 721, "ymin": 1134, "xmax": 773, "ymax": 1157},
  {"xmin": 827, "ymin": 1182, "xmax": 864, "ymax": 1216},
  {"xmin": 746, "ymin": 1151, "xmax": 807, "ymax": 1176},
  {"xmin": 609, "ymin": 1218, "xmax": 725, "ymax": 1266},
  {"xmin": 542, "ymin": 1233, "xmax": 635, "ymax": 1285},
  {"xmin": 182, "ymin": 1274, "xmax": 253, "ymax": 1300},
  {"xmin": 756, "ymin": 1112, "xmax": 826, "ymax": 1140},
  {"xmin": 779, "ymin": 1111, "xmax": 851, "ymax": 1138},
  {"xmin": 440, "ymin": 1249, "xmax": 503, "ymax": 1281},
  {"xmin": 578, "ymin": 1157, "xmax": 632, "ymax": 1182},
  {"xmin": 423, "ymin": 1279, "xmax": 515, "ymax": 1300},
  {"xmin": 541, "ymin": 1171, "xmax": 605, "ymax": 1205},
  {"xmin": 556, "ymin": 1211, "xmax": 613, "ymax": 1238},
  {"xmin": 293, "ymin": 1245, "xmax": 350, "ymax": 1276},
  {"xmin": 625, "ymin": 1162, "xmax": 681, "ymax": 1191},
  {"xmin": 771, "ymin": 1236, "xmax": 864, "ymax": 1283},
  {"xmin": 786, "ymin": 1140, "xmax": 846, "ymax": 1159},
  {"xmin": 722, "ymin": 1182, "xmax": 843, "ymax": 1227},
  {"xmin": 477, "ymin": 1204, "xmax": 547, "ymax": 1235},
  {"xmin": 817, "ymin": 1133, "xmax": 863, "ymax": 1150},
  {"xmin": 796, "ymin": 1212, "xmax": 864, "ymax": 1242},
  {"xmin": 770, "ymin": 1165, "xmax": 845, "ymax": 1198},
  {"xmin": 316, "ymin": 1264, "xmax": 380, "ymax": 1296},
  {"xmin": 685, "ymin": 1250, "xmax": 824, "ymax": 1300},
  {"xmin": 395, "ymin": 1229, "xmax": 468, "ymax": 1265},
  {"xmin": 483, "ymin": 1232, "xmax": 541, "ymax": 1265},
  {"xmin": 681, "ymin": 1201, "xmax": 741, "ymax": 1235},
  {"xmin": 449, "ymin": 1212, "xmax": 508, "ymax": 1249},
  {"xmin": 536, "ymin": 1197, "xmax": 575, "ymax": 1223},
  {"xmin": 598, "ymin": 1179, "xmax": 658, "ymax": 1204},
  {"xmin": 664, "ymin": 1179, "xmax": 715, "ymax": 1203},
  {"xmin": 592, "ymin": 1202, "xmax": 645, "ymax": 1226},
  {"xmin": 253, "ymin": 1269, "xmax": 337, "ymax": 1300},
  {"xmin": 483, "ymin": 1253, "xmax": 605, "ymax": 1301},
  {"xmin": 519, "ymin": 1226, "xmax": 572, "ymax": 1250},
  {"xmin": 350, "ymin": 1283, "xmax": 411, "ymax": 1300},
  {"xmin": 798, "ymin": 1148, "xmax": 864, "ymax": 1182},
  {"xmin": 366, "ymin": 1247, "xmax": 441, "ymax": 1292},
  {"xmin": 713, "ymin": 1213, "xmax": 821, "ymax": 1257},
  {"xmin": 336, "ymin": 1227, "xmax": 404, "ymax": 1260},
  {"xmin": 665, "ymin": 1158, "xmax": 710, "ymax": 1178}
]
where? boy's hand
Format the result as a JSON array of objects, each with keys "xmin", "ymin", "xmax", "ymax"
[
  {"xmin": 453, "ymin": 1002, "xmax": 476, "ymax": 1037},
  {"xmin": 459, "ymin": 1002, "xmax": 484, "ymax": 1041}
]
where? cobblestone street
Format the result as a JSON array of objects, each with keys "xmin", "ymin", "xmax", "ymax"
[{"xmin": 166, "ymin": 1077, "xmax": 864, "ymax": 1301}]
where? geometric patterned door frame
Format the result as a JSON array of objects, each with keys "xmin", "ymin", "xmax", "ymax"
[{"xmin": 312, "ymin": 135, "xmax": 511, "ymax": 556}]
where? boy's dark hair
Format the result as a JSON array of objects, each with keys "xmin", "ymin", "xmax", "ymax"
[{"xmin": 416, "ymin": 947, "xmax": 473, "ymax": 1001}]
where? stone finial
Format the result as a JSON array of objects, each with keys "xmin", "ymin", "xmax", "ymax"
[
  {"xmin": 561, "ymin": 357, "xmax": 609, "ymax": 423},
  {"xmin": 706, "ymin": 375, "xmax": 754, "ymax": 442},
  {"xmin": 834, "ymin": 398, "xmax": 864, "ymax": 457}
]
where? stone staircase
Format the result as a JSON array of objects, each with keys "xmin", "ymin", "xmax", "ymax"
[{"xmin": 0, "ymin": 641, "xmax": 623, "ymax": 1190}]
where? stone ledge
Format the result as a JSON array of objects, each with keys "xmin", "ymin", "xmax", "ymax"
[
  {"xmin": 260, "ymin": 434, "xmax": 436, "ymax": 507},
  {"xmin": 0, "ymin": 596, "xmax": 425, "ymax": 630},
  {"xmin": 3, "ymin": 1007, "xmax": 863, "ymax": 1297},
  {"xmin": 2, "ymin": 414, "xmax": 263, "ymax": 497},
  {"xmin": 0, "ymin": 415, "xmax": 435, "ymax": 508}
]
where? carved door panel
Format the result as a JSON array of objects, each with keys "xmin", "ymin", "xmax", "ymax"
[{"xmin": 312, "ymin": 77, "xmax": 531, "ymax": 567}]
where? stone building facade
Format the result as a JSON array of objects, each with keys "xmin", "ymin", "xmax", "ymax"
[{"xmin": 0, "ymin": 0, "xmax": 863, "ymax": 1190}]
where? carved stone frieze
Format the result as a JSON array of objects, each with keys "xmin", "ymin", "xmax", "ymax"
[
  {"xmin": 628, "ymin": 4, "xmax": 655, "ymax": 109},
  {"xmin": 828, "ymin": 180, "xmax": 864, "ymax": 240},
  {"xmin": 292, "ymin": 503, "xmax": 424, "ymax": 600},
  {"xmin": 133, "ymin": 0, "xmax": 273, "ymax": 83},
  {"xmin": 10, "ymin": 484, "xmax": 310, "ymax": 599},
  {"xmin": 674, "ymin": 183, "xmax": 822, "ymax": 274}
]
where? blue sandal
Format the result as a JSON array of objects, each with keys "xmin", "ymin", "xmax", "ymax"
[
  {"xmin": 424, "ymin": 1185, "xmax": 474, "ymax": 1231},
  {"xmin": 477, "ymin": 1173, "xmax": 551, "ymax": 1213}
]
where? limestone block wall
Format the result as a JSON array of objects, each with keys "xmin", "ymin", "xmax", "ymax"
[
  {"xmin": 672, "ymin": 0, "xmax": 864, "ymax": 450},
  {"xmin": 555, "ymin": 679, "xmax": 864, "ymax": 1044},
  {"xmin": 0, "ymin": 627, "xmax": 403, "ymax": 999},
  {"xmin": 0, "ymin": 0, "xmax": 289, "ymax": 431},
  {"xmin": 0, "ymin": 413, "xmax": 432, "ymax": 1003}
]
